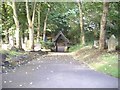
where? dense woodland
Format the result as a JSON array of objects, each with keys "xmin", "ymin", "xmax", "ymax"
[{"xmin": 0, "ymin": 1, "xmax": 119, "ymax": 51}]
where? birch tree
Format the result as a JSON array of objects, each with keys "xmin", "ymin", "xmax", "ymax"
[
  {"xmin": 26, "ymin": 0, "xmax": 36, "ymax": 50},
  {"xmin": 37, "ymin": 3, "xmax": 41, "ymax": 43},
  {"xmin": 12, "ymin": 1, "xmax": 22, "ymax": 49},
  {"xmin": 7, "ymin": 1, "xmax": 22, "ymax": 49},
  {"xmin": 43, "ymin": 4, "xmax": 50, "ymax": 42}
]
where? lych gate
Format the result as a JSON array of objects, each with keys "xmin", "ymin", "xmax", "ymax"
[{"xmin": 53, "ymin": 31, "xmax": 70, "ymax": 52}]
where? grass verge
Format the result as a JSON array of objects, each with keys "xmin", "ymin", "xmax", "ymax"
[{"xmin": 70, "ymin": 45, "xmax": 119, "ymax": 78}]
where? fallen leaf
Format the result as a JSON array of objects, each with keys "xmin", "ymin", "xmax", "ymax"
[
  {"xmin": 4, "ymin": 81, "xmax": 7, "ymax": 83},
  {"xmin": 30, "ymin": 82, "xmax": 33, "ymax": 85},
  {"xmin": 19, "ymin": 85, "xmax": 23, "ymax": 87}
]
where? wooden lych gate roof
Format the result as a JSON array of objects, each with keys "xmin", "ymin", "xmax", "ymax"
[{"xmin": 53, "ymin": 31, "xmax": 70, "ymax": 43}]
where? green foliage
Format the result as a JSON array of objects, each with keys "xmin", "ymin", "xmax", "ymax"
[
  {"xmin": 41, "ymin": 41, "xmax": 54, "ymax": 49},
  {"xmin": 1, "ymin": 2, "xmax": 119, "ymax": 78},
  {"xmin": 69, "ymin": 44, "xmax": 84, "ymax": 52},
  {"xmin": 0, "ymin": 24, "xmax": 2, "ymax": 36},
  {"xmin": 2, "ymin": 2, "xmax": 14, "ymax": 31},
  {"xmin": 1, "ymin": 2, "xmax": 119, "ymax": 49},
  {"xmin": 0, "ymin": 49, "xmax": 23, "ymax": 57}
]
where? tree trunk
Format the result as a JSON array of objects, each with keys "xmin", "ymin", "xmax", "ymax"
[
  {"xmin": 26, "ymin": 0, "xmax": 36, "ymax": 51},
  {"xmin": 5, "ymin": 29, "xmax": 9, "ymax": 44},
  {"xmin": 78, "ymin": 1, "xmax": 85, "ymax": 45},
  {"xmin": 43, "ymin": 8, "xmax": 50, "ymax": 42},
  {"xmin": 29, "ymin": 24, "xmax": 34, "ymax": 49},
  {"xmin": 37, "ymin": 3, "xmax": 41, "ymax": 43},
  {"xmin": 99, "ymin": 2, "xmax": 109, "ymax": 50},
  {"xmin": 12, "ymin": 1, "xmax": 22, "ymax": 49}
]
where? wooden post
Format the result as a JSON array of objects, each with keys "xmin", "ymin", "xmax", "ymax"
[{"xmin": 55, "ymin": 42, "xmax": 57, "ymax": 52}]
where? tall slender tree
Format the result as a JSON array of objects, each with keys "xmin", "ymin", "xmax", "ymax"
[
  {"xmin": 26, "ymin": 0, "xmax": 36, "ymax": 50},
  {"xmin": 7, "ymin": 1, "xmax": 22, "ymax": 49},
  {"xmin": 43, "ymin": 4, "xmax": 50, "ymax": 42},
  {"xmin": 78, "ymin": 1, "xmax": 85, "ymax": 45},
  {"xmin": 12, "ymin": 1, "xmax": 22, "ymax": 49},
  {"xmin": 99, "ymin": 2, "xmax": 109, "ymax": 50},
  {"xmin": 37, "ymin": 3, "xmax": 41, "ymax": 43}
]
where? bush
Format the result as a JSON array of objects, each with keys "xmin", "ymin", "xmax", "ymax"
[
  {"xmin": 69, "ymin": 44, "xmax": 84, "ymax": 52},
  {"xmin": 41, "ymin": 41, "xmax": 54, "ymax": 49},
  {"xmin": 116, "ymin": 45, "xmax": 120, "ymax": 51}
]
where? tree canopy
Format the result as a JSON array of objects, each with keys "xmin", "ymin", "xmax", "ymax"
[{"xmin": 1, "ymin": 2, "xmax": 119, "ymax": 50}]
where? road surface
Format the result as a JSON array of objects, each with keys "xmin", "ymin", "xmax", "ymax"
[{"xmin": 2, "ymin": 52, "xmax": 118, "ymax": 88}]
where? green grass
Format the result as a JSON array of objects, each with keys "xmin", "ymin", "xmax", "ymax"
[
  {"xmin": 0, "ymin": 49, "xmax": 25, "ymax": 61},
  {"xmin": 69, "ymin": 42, "xmax": 93, "ymax": 52},
  {"xmin": 0, "ymin": 50, "xmax": 23, "ymax": 56},
  {"xmin": 69, "ymin": 44, "xmax": 84, "ymax": 52},
  {"xmin": 90, "ymin": 53, "xmax": 119, "ymax": 78},
  {"xmin": 71, "ymin": 44, "xmax": 119, "ymax": 78}
]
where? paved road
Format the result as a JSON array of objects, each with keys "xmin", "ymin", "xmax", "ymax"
[{"xmin": 2, "ymin": 52, "xmax": 118, "ymax": 88}]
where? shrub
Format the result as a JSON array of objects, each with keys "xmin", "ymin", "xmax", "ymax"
[{"xmin": 41, "ymin": 41, "xmax": 54, "ymax": 49}]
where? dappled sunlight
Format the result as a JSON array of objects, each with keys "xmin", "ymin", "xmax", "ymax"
[
  {"xmin": 83, "ymin": 54, "xmax": 91, "ymax": 58},
  {"xmin": 0, "ymin": 1, "xmax": 119, "ymax": 88}
]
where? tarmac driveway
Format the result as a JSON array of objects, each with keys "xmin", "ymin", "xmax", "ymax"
[{"xmin": 2, "ymin": 52, "xmax": 118, "ymax": 88}]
